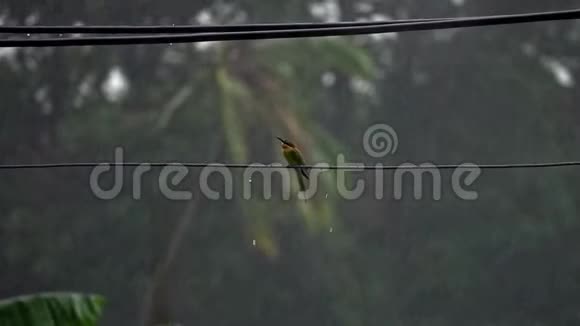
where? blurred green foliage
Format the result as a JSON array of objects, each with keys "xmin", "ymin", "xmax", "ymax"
[{"xmin": 0, "ymin": 293, "xmax": 104, "ymax": 326}]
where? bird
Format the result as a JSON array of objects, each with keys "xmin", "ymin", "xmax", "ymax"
[{"xmin": 276, "ymin": 137, "xmax": 309, "ymax": 192}]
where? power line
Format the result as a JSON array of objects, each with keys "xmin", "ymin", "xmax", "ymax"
[
  {"xmin": 0, "ymin": 18, "xmax": 445, "ymax": 34},
  {"xmin": 1, "ymin": 8, "xmax": 579, "ymax": 47},
  {"xmin": 1, "ymin": 161, "xmax": 580, "ymax": 170}
]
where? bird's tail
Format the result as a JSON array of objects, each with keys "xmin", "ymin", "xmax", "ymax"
[{"xmin": 294, "ymin": 168, "xmax": 307, "ymax": 193}]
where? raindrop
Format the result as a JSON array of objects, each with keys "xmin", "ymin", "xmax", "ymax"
[
  {"xmin": 249, "ymin": 178, "xmax": 253, "ymax": 183},
  {"xmin": 169, "ymin": 43, "xmax": 173, "ymax": 46},
  {"xmin": 26, "ymin": 33, "xmax": 31, "ymax": 37},
  {"xmin": 329, "ymin": 227, "xmax": 334, "ymax": 233},
  {"xmin": 58, "ymin": 33, "xmax": 63, "ymax": 37},
  {"xmin": 252, "ymin": 240, "xmax": 256, "ymax": 246},
  {"xmin": 325, "ymin": 193, "xmax": 328, "ymax": 199}
]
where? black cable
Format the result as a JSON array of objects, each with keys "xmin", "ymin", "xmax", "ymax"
[
  {"xmin": 0, "ymin": 18, "xmax": 446, "ymax": 34},
  {"xmin": 1, "ymin": 8, "xmax": 579, "ymax": 47},
  {"xmin": 1, "ymin": 161, "xmax": 580, "ymax": 170}
]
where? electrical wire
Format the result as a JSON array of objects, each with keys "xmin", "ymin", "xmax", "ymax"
[
  {"xmin": 1, "ymin": 161, "xmax": 580, "ymax": 170},
  {"xmin": 0, "ymin": 18, "xmax": 447, "ymax": 34},
  {"xmin": 0, "ymin": 8, "xmax": 579, "ymax": 47}
]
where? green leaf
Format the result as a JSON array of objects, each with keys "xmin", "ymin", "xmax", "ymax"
[{"xmin": 0, "ymin": 292, "xmax": 105, "ymax": 326}]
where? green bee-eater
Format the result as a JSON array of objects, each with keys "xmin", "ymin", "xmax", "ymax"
[{"xmin": 277, "ymin": 137, "xmax": 309, "ymax": 192}]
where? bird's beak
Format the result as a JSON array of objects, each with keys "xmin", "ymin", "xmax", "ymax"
[{"xmin": 276, "ymin": 137, "xmax": 288, "ymax": 145}]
